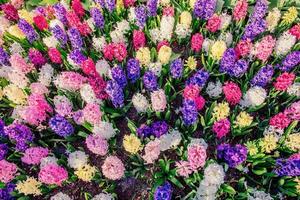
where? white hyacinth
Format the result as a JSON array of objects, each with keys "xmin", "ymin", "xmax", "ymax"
[
  {"xmin": 150, "ymin": 28, "xmax": 161, "ymax": 43},
  {"xmin": 220, "ymin": 13, "xmax": 232, "ymax": 30},
  {"xmin": 206, "ymin": 80, "xmax": 223, "ymax": 98},
  {"xmin": 95, "ymin": 59, "xmax": 110, "ymax": 77},
  {"xmin": 93, "ymin": 121, "xmax": 116, "ymax": 139},
  {"xmin": 275, "ymin": 32, "xmax": 296, "ymax": 56},
  {"xmin": 159, "ymin": 129, "xmax": 182, "ymax": 151},
  {"xmin": 249, "ymin": 190, "xmax": 274, "ymax": 200},
  {"xmin": 86, "ymin": 18, "xmax": 95, "ymax": 32},
  {"xmin": 50, "ymin": 192, "xmax": 72, "ymax": 200},
  {"xmin": 218, "ymin": 32, "xmax": 233, "ymax": 47},
  {"xmin": 43, "ymin": 36, "xmax": 59, "ymax": 48},
  {"xmin": 132, "ymin": 93, "xmax": 150, "ymax": 113},
  {"xmin": 49, "ymin": 19, "xmax": 65, "ymax": 30},
  {"xmin": 68, "ymin": 151, "xmax": 88, "ymax": 169},
  {"xmin": 115, "ymin": 20, "xmax": 130, "ymax": 34},
  {"xmin": 8, "ymin": 69, "xmax": 29, "ymax": 89},
  {"xmin": 266, "ymin": 8, "xmax": 281, "ymax": 32},
  {"xmin": 149, "ymin": 62, "xmax": 162, "ymax": 76},
  {"xmin": 175, "ymin": 24, "xmax": 192, "ymax": 39},
  {"xmin": 91, "ymin": 193, "xmax": 113, "ymax": 200},
  {"xmin": 9, "ymin": 42, "xmax": 24, "ymax": 55},
  {"xmin": 80, "ymin": 84, "xmax": 100, "ymax": 104},
  {"xmin": 202, "ymin": 38, "xmax": 214, "ymax": 53},
  {"xmin": 93, "ymin": 36, "xmax": 107, "ymax": 52},
  {"xmin": 110, "ymin": 29, "xmax": 126, "ymax": 44},
  {"xmin": 40, "ymin": 156, "xmax": 58, "ymax": 169},
  {"xmin": 38, "ymin": 64, "xmax": 54, "ymax": 86},
  {"xmin": 160, "ymin": 16, "xmax": 175, "ymax": 41},
  {"xmin": 287, "ymin": 82, "xmax": 300, "ymax": 97},
  {"xmin": 240, "ymin": 86, "xmax": 267, "ymax": 108},
  {"xmin": 151, "ymin": 89, "xmax": 167, "ymax": 112}
]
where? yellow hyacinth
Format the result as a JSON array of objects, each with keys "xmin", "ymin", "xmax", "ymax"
[
  {"xmin": 75, "ymin": 164, "xmax": 97, "ymax": 182},
  {"xmin": 123, "ymin": 134, "xmax": 142, "ymax": 154},
  {"xmin": 282, "ymin": 7, "xmax": 298, "ymax": 25},
  {"xmin": 260, "ymin": 134, "xmax": 278, "ymax": 153},
  {"xmin": 245, "ymin": 141, "xmax": 258, "ymax": 156},
  {"xmin": 16, "ymin": 177, "xmax": 42, "ymax": 196},
  {"xmin": 18, "ymin": 10, "xmax": 34, "ymax": 24},
  {"xmin": 285, "ymin": 133, "xmax": 300, "ymax": 152},
  {"xmin": 3, "ymin": 84, "xmax": 27, "ymax": 105},
  {"xmin": 158, "ymin": 45, "xmax": 172, "ymax": 65},
  {"xmin": 211, "ymin": 41, "xmax": 227, "ymax": 60},
  {"xmin": 235, "ymin": 111, "xmax": 253, "ymax": 128},
  {"xmin": 189, "ymin": 0, "xmax": 197, "ymax": 8},
  {"xmin": 7, "ymin": 25, "xmax": 26, "ymax": 39},
  {"xmin": 136, "ymin": 47, "xmax": 151, "ymax": 66},
  {"xmin": 180, "ymin": 11, "xmax": 192, "ymax": 26},
  {"xmin": 212, "ymin": 102, "xmax": 230, "ymax": 121},
  {"xmin": 185, "ymin": 56, "xmax": 197, "ymax": 70}
]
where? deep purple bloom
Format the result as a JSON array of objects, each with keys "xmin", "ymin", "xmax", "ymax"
[
  {"xmin": 147, "ymin": 0, "xmax": 158, "ymax": 17},
  {"xmin": 28, "ymin": 48, "xmax": 46, "ymax": 66},
  {"xmin": 0, "ymin": 143, "xmax": 8, "ymax": 160},
  {"xmin": 170, "ymin": 58, "xmax": 183, "ymax": 79},
  {"xmin": 154, "ymin": 182, "xmax": 172, "ymax": 200},
  {"xmin": 4, "ymin": 123, "xmax": 34, "ymax": 151},
  {"xmin": 280, "ymin": 51, "xmax": 300, "ymax": 71},
  {"xmin": 18, "ymin": 19, "xmax": 39, "ymax": 43},
  {"xmin": 105, "ymin": 80, "xmax": 124, "ymax": 108},
  {"xmin": 105, "ymin": 0, "xmax": 115, "ymax": 12},
  {"xmin": 68, "ymin": 28, "xmax": 83, "ymax": 50},
  {"xmin": 231, "ymin": 59, "xmax": 248, "ymax": 77},
  {"xmin": 111, "ymin": 66, "xmax": 127, "ymax": 88},
  {"xmin": 135, "ymin": 6, "xmax": 147, "ymax": 29},
  {"xmin": 274, "ymin": 158, "xmax": 300, "ymax": 177},
  {"xmin": 0, "ymin": 47, "xmax": 9, "ymax": 66},
  {"xmin": 68, "ymin": 49, "xmax": 87, "ymax": 65},
  {"xmin": 242, "ymin": 19, "xmax": 266, "ymax": 41},
  {"xmin": 90, "ymin": 7, "xmax": 105, "ymax": 29},
  {"xmin": 186, "ymin": 69, "xmax": 209, "ymax": 88},
  {"xmin": 137, "ymin": 124, "xmax": 152, "ymax": 138},
  {"xmin": 53, "ymin": 3, "xmax": 68, "ymax": 25},
  {"xmin": 217, "ymin": 144, "xmax": 247, "ymax": 167},
  {"xmin": 193, "ymin": 0, "xmax": 217, "ymax": 20},
  {"xmin": 151, "ymin": 121, "xmax": 169, "ymax": 138},
  {"xmin": 126, "ymin": 58, "xmax": 141, "ymax": 83},
  {"xmin": 51, "ymin": 25, "xmax": 68, "ymax": 46},
  {"xmin": 143, "ymin": 71, "xmax": 158, "ymax": 91},
  {"xmin": 181, "ymin": 99, "xmax": 198, "ymax": 125},
  {"xmin": 0, "ymin": 119, "xmax": 5, "ymax": 137},
  {"xmin": 49, "ymin": 115, "xmax": 74, "ymax": 137},
  {"xmin": 94, "ymin": 0, "xmax": 105, "ymax": 7},
  {"xmin": 251, "ymin": 65, "xmax": 274, "ymax": 87},
  {"xmin": 220, "ymin": 49, "xmax": 248, "ymax": 77},
  {"xmin": 249, "ymin": 0, "xmax": 268, "ymax": 22},
  {"xmin": 0, "ymin": 183, "xmax": 15, "ymax": 200}
]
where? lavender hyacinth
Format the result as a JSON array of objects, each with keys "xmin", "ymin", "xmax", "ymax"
[
  {"xmin": 18, "ymin": 19, "xmax": 39, "ymax": 43},
  {"xmin": 105, "ymin": 0, "xmax": 116, "ymax": 12},
  {"xmin": 193, "ymin": 0, "xmax": 217, "ymax": 20},
  {"xmin": 147, "ymin": 0, "xmax": 158, "ymax": 17},
  {"xmin": 0, "ymin": 143, "xmax": 8, "ymax": 160},
  {"xmin": 151, "ymin": 121, "xmax": 169, "ymax": 138},
  {"xmin": 280, "ymin": 51, "xmax": 300, "ymax": 71},
  {"xmin": 126, "ymin": 58, "xmax": 141, "ymax": 83},
  {"xmin": 68, "ymin": 49, "xmax": 87, "ymax": 65},
  {"xmin": 0, "ymin": 47, "xmax": 9, "ymax": 66},
  {"xmin": 181, "ymin": 99, "xmax": 198, "ymax": 125},
  {"xmin": 111, "ymin": 66, "xmax": 127, "ymax": 88},
  {"xmin": 217, "ymin": 144, "xmax": 247, "ymax": 167},
  {"xmin": 186, "ymin": 69, "xmax": 209, "ymax": 88},
  {"xmin": 154, "ymin": 182, "xmax": 172, "ymax": 200},
  {"xmin": 49, "ymin": 115, "xmax": 74, "ymax": 137},
  {"xmin": 251, "ymin": 65, "xmax": 274, "ymax": 87},
  {"xmin": 274, "ymin": 159, "xmax": 300, "ymax": 177},
  {"xmin": 90, "ymin": 8, "xmax": 105, "ymax": 29},
  {"xmin": 53, "ymin": 3, "xmax": 68, "ymax": 25},
  {"xmin": 143, "ymin": 71, "xmax": 158, "ymax": 91},
  {"xmin": 106, "ymin": 80, "xmax": 124, "ymax": 108},
  {"xmin": 51, "ymin": 25, "xmax": 68, "ymax": 47},
  {"xmin": 170, "ymin": 58, "xmax": 183, "ymax": 79},
  {"xmin": 94, "ymin": 0, "xmax": 105, "ymax": 7},
  {"xmin": 4, "ymin": 123, "xmax": 34, "ymax": 151},
  {"xmin": 68, "ymin": 28, "xmax": 83, "ymax": 50},
  {"xmin": 249, "ymin": 0, "xmax": 268, "ymax": 22},
  {"xmin": 135, "ymin": 6, "xmax": 147, "ymax": 29}
]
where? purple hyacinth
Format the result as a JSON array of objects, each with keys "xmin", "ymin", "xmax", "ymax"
[
  {"xmin": 151, "ymin": 121, "xmax": 169, "ymax": 138},
  {"xmin": 249, "ymin": 0, "xmax": 268, "ymax": 22},
  {"xmin": 186, "ymin": 69, "xmax": 209, "ymax": 88},
  {"xmin": 135, "ymin": 6, "xmax": 147, "ymax": 29},
  {"xmin": 49, "ymin": 115, "xmax": 74, "ymax": 137},
  {"xmin": 242, "ymin": 19, "xmax": 266, "ymax": 41},
  {"xmin": 143, "ymin": 71, "xmax": 158, "ymax": 91},
  {"xmin": 170, "ymin": 58, "xmax": 183, "ymax": 79},
  {"xmin": 18, "ymin": 19, "xmax": 39, "ymax": 43},
  {"xmin": 53, "ymin": 3, "xmax": 68, "ymax": 25},
  {"xmin": 126, "ymin": 58, "xmax": 140, "ymax": 83},
  {"xmin": 137, "ymin": 124, "xmax": 152, "ymax": 138},
  {"xmin": 4, "ymin": 123, "xmax": 34, "ymax": 151},
  {"xmin": 94, "ymin": 0, "xmax": 105, "ymax": 7},
  {"xmin": 105, "ymin": 80, "xmax": 124, "ymax": 108},
  {"xmin": 251, "ymin": 65, "xmax": 274, "ymax": 87},
  {"xmin": 90, "ymin": 7, "xmax": 105, "ymax": 29},
  {"xmin": 51, "ymin": 25, "xmax": 68, "ymax": 46},
  {"xmin": 154, "ymin": 182, "xmax": 172, "ymax": 200},
  {"xmin": 0, "ymin": 119, "xmax": 5, "ymax": 137},
  {"xmin": 0, "ymin": 47, "xmax": 9, "ymax": 66},
  {"xmin": 68, "ymin": 28, "xmax": 83, "ymax": 50},
  {"xmin": 193, "ymin": 0, "xmax": 217, "ymax": 20},
  {"xmin": 181, "ymin": 99, "xmax": 198, "ymax": 125},
  {"xmin": 28, "ymin": 48, "xmax": 46, "ymax": 66},
  {"xmin": 68, "ymin": 49, "xmax": 87, "ymax": 65},
  {"xmin": 111, "ymin": 66, "xmax": 127, "ymax": 88},
  {"xmin": 217, "ymin": 144, "xmax": 248, "ymax": 167},
  {"xmin": 0, "ymin": 183, "xmax": 15, "ymax": 200},
  {"xmin": 0, "ymin": 143, "xmax": 8, "ymax": 160},
  {"xmin": 147, "ymin": 0, "xmax": 158, "ymax": 17},
  {"xmin": 231, "ymin": 59, "xmax": 248, "ymax": 77},
  {"xmin": 220, "ymin": 48, "xmax": 236, "ymax": 73},
  {"xmin": 274, "ymin": 158, "xmax": 300, "ymax": 177},
  {"xmin": 280, "ymin": 51, "xmax": 300, "ymax": 71},
  {"xmin": 105, "ymin": 0, "xmax": 115, "ymax": 12}
]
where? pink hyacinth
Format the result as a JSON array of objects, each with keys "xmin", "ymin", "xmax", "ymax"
[
  {"xmin": 0, "ymin": 160, "xmax": 17, "ymax": 183},
  {"xmin": 223, "ymin": 81, "xmax": 242, "ymax": 105},
  {"xmin": 183, "ymin": 85, "xmax": 200, "ymax": 100},
  {"xmin": 254, "ymin": 35, "xmax": 276, "ymax": 62},
  {"xmin": 206, "ymin": 14, "xmax": 221, "ymax": 32},
  {"xmin": 269, "ymin": 112, "xmax": 291, "ymax": 130},
  {"xmin": 142, "ymin": 140, "xmax": 161, "ymax": 164},
  {"xmin": 30, "ymin": 82, "xmax": 49, "ymax": 95},
  {"xmin": 191, "ymin": 33, "xmax": 204, "ymax": 52},
  {"xmin": 19, "ymin": 105, "xmax": 48, "ymax": 126},
  {"xmin": 235, "ymin": 39, "xmax": 252, "ymax": 58},
  {"xmin": 133, "ymin": 30, "xmax": 146, "ymax": 50},
  {"xmin": 9, "ymin": 53, "xmax": 34, "ymax": 74},
  {"xmin": 274, "ymin": 72, "xmax": 295, "ymax": 91},
  {"xmin": 81, "ymin": 58, "xmax": 96, "ymax": 76},
  {"xmin": 21, "ymin": 147, "xmax": 49, "ymax": 165},
  {"xmin": 289, "ymin": 24, "xmax": 300, "ymax": 40},
  {"xmin": 55, "ymin": 71, "xmax": 87, "ymax": 91},
  {"xmin": 11, "ymin": 0, "xmax": 24, "ymax": 9},
  {"xmin": 28, "ymin": 93, "xmax": 53, "ymax": 113},
  {"xmin": 285, "ymin": 101, "xmax": 300, "ymax": 121},
  {"xmin": 103, "ymin": 43, "xmax": 115, "ymax": 61},
  {"xmin": 175, "ymin": 161, "xmax": 193, "ymax": 177},
  {"xmin": 162, "ymin": 6, "xmax": 174, "ymax": 17},
  {"xmin": 83, "ymin": 103, "xmax": 102, "ymax": 125},
  {"xmin": 78, "ymin": 22, "xmax": 92, "ymax": 36},
  {"xmin": 157, "ymin": 41, "xmax": 169, "ymax": 52},
  {"xmin": 123, "ymin": 0, "xmax": 135, "ymax": 7},
  {"xmin": 72, "ymin": 0, "xmax": 85, "ymax": 18},
  {"xmin": 39, "ymin": 164, "xmax": 68, "ymax": 186},
  {"xmin": 113, "ymin": 43, "xmax": 127, "ymax": 62},
  {"xmin": 187, "ymin": 144, "xmax": 207, "ymax": 171},
  {"xmin": 102, "ymin": 156, "xmax": 125, "ymax": 180},
  {"xmin": 233, "ymin": 0, "xmax": 248, "ymax": 21},
  {"xmin": 289, "ymin": 153, "xmax": 300, "ymax": 160},
  {"xmin": 212, "ymin": 118, "xmax": 230, "ymax": 139},
  {"xmin": 151, "ymin": 89, "xmax": 167, "ymax": 112},
  {"xmin": 86, "ymin": 134, "xmax": 108, "ymax": 156},
  {"xmin": 194, "ymin": 95, "xmax": 205, "ymax": 111},
  {"xmin": 48, "ymin": 48, "xmax": 62, "ymax": 64}
]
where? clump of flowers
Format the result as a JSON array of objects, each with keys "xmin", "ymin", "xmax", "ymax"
[
  {"xmin": 86, "ymin": 134, "xmax": 108, "ymax": 156},
  {"xmin": 212, "ymin": 118, "xmax": 230, "ymax": 139},
  {"xmin": 16, "ymin": 177, "xmax": 42, "ymax": 196},
  {"xmin": 101, "ymin": 156, "xmax": 125, "ymax": 180},
  {"xmin": 217, "ymin": 144, "xmax": 247, "ymax": 167},
  {"xmin": 154, "ymin": 182, "xmax": 172, "ymax": 200},
  {"xmin": 0, "ymin": 160, "xmax": 17, "ymax": 183},
  {"xmin": 75, "ymin": 164, "xmax": 97, "ymax": 182},
  {"xmin": 68, "ymin": 151, "xmax": 88, "ymax": 169},
  {"xmin": 123, "ymin": 134, "xmax": 142, "ymax": 154},
  {"xmin": 21, "ymin": 147, "xmax": 49, "ymax": 165},
  {"xmin": 38, "ymin": 164, "xmax": 68, "ymax": 186}
]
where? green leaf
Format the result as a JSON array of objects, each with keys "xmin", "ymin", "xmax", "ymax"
[
  {"xmin": 221, "ymin": 184, "xmax": 236, "ymax": 195},
  {"xmin": 252, "ymin": 167, "xmax": 267, "ymax": 175},
  {"xmin": 169, "ymin": 176, "xmax": 184, "ymax": 188}
]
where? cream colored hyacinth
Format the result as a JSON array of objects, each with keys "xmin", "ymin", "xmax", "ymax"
[
  {"xmin": 123, "ymin": 134, "xmax": 142, "ymax": 154},
  {"xmin": 235, "ymin": 111, "xmax": 253, "ymax": 128},
  {"xmin": 136, "ymin": 47, "xmax": 151, "ymax": 66},
  {"xmin": 3, "ymin": 84, "xmax": 27, "ymax": 105},
  {"xmin": 260, "ymin": 134, "xmax": 278, "ymax": 153},
  {"xmin": 158, "ymin": 45, "xmax": 172, "ymax": 65},
  {"xmin": 212, "ymin": 102, "xmax": 230, "ymax": 121},
  {"xmin": 16, "ymin": 177, "xmax": 42, "ymax": 196},
  {"xmin": 211, "ymin": 40, "xmax": 227, "ymax": 60},
  {"xmin": 284, "ymin": 133, "xmax": 300, "ymax": 152},
  {"xmin": 281, "ymin": 7, "xmax": 298, "ymax": 25},
  {"xmin": 266, "ymin": 8, "xmax": 281, "ymax": 32},
  {"xmin": 75, "ymin": 164, "xmax": 97, "ymax": 182},
  {"xmin": 185, "ymin": 56, "xmax": 197, "ymax": 70}
]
